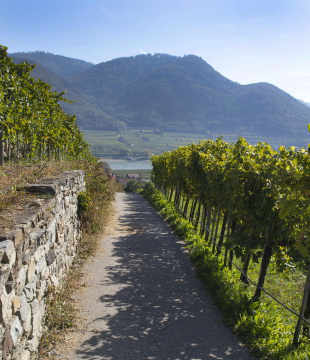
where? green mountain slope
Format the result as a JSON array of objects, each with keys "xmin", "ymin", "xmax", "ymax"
[
  {"xmin": 100, "ymin": 55, "xmax": 240, "ymax": 131},
  {"xmin": 73, "ymin": 54, "xmax": 310, "ymax": 138},
  {"xmin": 230, "ymin": 83, "xmax": 310, "ymax": 137},
  {"xmin": 71, "ymin": 53, "xmax": 178, "ymax": 97},
  {"xmin": 9, "ymin": 51, "xmax": 94, "ymax": 77},
  {"xmin": 299, "ymin": 99, "xmax": 310, "ymax": 108},
  {"xmin": 10, "ymin": 52, "xmax": 310, "ymax": 143},
  {"xmin": 11, "ymin": 55, "xmax": 126, "ymax": 132}
]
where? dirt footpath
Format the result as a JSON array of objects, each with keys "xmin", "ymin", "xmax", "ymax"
[{"xmin": 55, "ymin": 192, "xmax": 255, "ymax": 360}]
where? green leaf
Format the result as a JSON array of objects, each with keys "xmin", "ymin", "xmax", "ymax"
[{"xmin": 293, "ymin": 172, "xmax": 302, "ymax": 181}]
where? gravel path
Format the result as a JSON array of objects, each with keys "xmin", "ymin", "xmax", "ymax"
[{"xmin": 56, "ymin": 192, "xmax": 255, "ymax": 360}]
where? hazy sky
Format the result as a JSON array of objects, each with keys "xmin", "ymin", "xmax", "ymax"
[{"xmin": 1, "ymin": 0, "xmax": 310, "ymax": 102}]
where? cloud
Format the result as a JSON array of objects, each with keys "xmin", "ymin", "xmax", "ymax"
[
  {"xmin": 140, "ymin": 49, "xmax": 147, "ymax": 54},
  {"xmin": 99, "ymin": 7, "xmax": 117, "ymax": 20}
]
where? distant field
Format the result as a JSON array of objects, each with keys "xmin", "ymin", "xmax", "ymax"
[
  {"xmin": 83, "ymin": 129, "xmax": 308, "ymax": 158},
  {"xmin": 83, "ymin": 130, "xmax": 209, "ymax": 158}
]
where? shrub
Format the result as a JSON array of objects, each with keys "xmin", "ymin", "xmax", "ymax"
[{"xmin": 124, "ymin": 179, "xmax": 144, "ymax": 193}]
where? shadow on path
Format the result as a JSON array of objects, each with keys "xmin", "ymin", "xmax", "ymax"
[{"xmin": 74, "ymin": 193, "xmax": 254, "ymax": 360}]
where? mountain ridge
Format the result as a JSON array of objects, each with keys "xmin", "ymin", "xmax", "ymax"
[
  {"xmin": 9, "ymin": 51, "xmax": 94, "ymax": 77},
  {"xmin": 10, "ymin": 51, "xmax": 310, "ymax": 145}
]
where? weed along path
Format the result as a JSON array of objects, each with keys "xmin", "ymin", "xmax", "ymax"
[{"xmin": 56, "ymin": 192, "xmax": 255, "ymax": 360}]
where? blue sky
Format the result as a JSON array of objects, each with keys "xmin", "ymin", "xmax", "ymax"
[{"xmin": 1, "ymin": 0, "xmax": 310, "ymax": 102}]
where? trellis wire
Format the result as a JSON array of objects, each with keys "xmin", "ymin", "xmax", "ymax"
[{"xmin": 159, "ymin": 186, "xmax": 310, "ymax": 327}]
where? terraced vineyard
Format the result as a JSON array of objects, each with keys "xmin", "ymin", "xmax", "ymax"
[{"xmin": 83, "ymin": 129, "xmax": 303, "ymax": 159}]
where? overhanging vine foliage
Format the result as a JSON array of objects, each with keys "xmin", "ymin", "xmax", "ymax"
[{"xmin": 0, "ymin": 44, "xmax": 90, "ymax": 164}]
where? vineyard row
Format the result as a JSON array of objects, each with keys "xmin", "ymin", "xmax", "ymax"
[
  {"xmin": 151, "ymin": 136, "xmax": 310, "ymax": 344},
  {"xmin": 0, "ymin": 44, "xmax": 90, "ymax": 166}
]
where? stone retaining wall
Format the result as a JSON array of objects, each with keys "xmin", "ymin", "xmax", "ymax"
[{"xmin": 0, "ymin": 171, "xmax": 85, "ymax": 360}]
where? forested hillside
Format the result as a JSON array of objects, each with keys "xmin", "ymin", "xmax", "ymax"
[
  {"xmin": 299, "ymin": 99, "xmax": 310, "ymax": 108},
  {"xmin": 95, "ymin": 55, "xmax": 310, "ymax": 138},
  {"xmin": 10, "ymin": 51, "xmax": 310, "ymax": 145},
  {"xmin": 9, "ymin": 51, "xmax": 93, "ymax": 77},
  {"xmin": 11, "ymin": 55, "xmax": 127, "ymax": 133}
]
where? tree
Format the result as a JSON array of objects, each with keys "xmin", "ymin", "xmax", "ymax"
[
  {"xmin": 143, "ymin": 149, "xmax": 150, "ymax": 159},
  {"xmin": 100, "ymin": 161, "xmax": 112, "ymax": 174}
]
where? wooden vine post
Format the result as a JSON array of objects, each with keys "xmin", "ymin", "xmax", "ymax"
[
  {"xmin": 254, "ymin": 243, "xmax": 273, "ymax": 297},
  {"xmin": 293, "ymin": 265, "xmax": 310, "ymax": 346},
  {"xmin": 216, "ymin": 211, "xmax": 229, "ymax": 255},
  {"xmin": 16, "ymin": 132, "xmax": 19, "ymax": 163},
  {"xmin": 0, "ymin": 130, "xmax": 3, "ymax": 167},
  {"xmin": 212, "ymin": 202, "xmax": 221, "ymax": 253}
]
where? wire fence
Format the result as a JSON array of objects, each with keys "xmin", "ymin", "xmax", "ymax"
[{"xmin": 158, "ymin": 187, "xmax": 310, "ymax": 327}]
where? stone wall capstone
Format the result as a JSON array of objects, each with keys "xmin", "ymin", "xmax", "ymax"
[{"xmin": 0, "ymin": 170, "xmax": 85, "ymax": 359}]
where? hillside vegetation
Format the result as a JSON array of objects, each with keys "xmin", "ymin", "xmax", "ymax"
[
  {"xmin": 10, "ymin": 51, "xmax": 310, "ymax": 148},
  {"xmin": 9, "ymin": 51, "xmax": 94, "ymax": 77}
]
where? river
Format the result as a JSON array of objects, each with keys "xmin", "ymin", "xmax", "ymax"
[{"xmin": 99, "ymin": 159, "xmax": 152, "ymax": 170}]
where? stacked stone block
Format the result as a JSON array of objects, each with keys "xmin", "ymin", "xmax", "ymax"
[{"xmin": 0, "ymin": 171, "xmax": 85, "ymax": 359}]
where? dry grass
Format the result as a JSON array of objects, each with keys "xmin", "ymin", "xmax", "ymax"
[
  {"xmin": 34, "ymin": 159, "xmax": 122, "ymax": 359},
  {"xmin": 0, "ymin": 161, "xmax": 69, "ymax": 212},
  {"xmin": 1, "ymin": 158, "xmax": 122, "ymax": 359}
]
